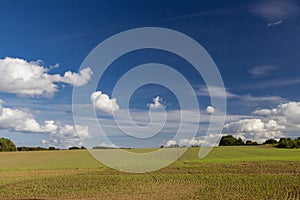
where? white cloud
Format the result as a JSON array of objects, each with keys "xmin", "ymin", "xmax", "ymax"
[
  {"xmin": 165, "ymin": 140, "xmax": 177, "ymax": 147},
  {"xmin": 98, "ymin": 142, "xmax": 117, "ymax": 148},
  {"xmin": 253, "ymin": 108, "xmax": 273, "ymax": 116},
  {"xmin": 41, "ymin": 139, "xmax": 47, "ymax": 144},
  {"xmin": 50, "ymin": 67, "xmax": 93, "ymax": 87},
  {"xmin": 91, "ymin": 91, "xmax": 120, "ymax": 114},
  {"xmin": 48, "ymin": 124, "xmax": 91, "ymax": 148},
  {"xmin": 165, "ymin": 134, "xmax": 221, "ymax": 147},
  {"xmin": 179, "ymin": 138, "xmax": 203, "ymax": 146},
  {"xmin": 0, "ymin": 101, "xmax": 48, "ymax": 133},
  {"xmin": 0, "ymin": 57, "xmax": 92, "ymax": 97},
  {"xmin": 243, "ymin": 78, "xmax": 300, "ymax": 89},
  {"xmin": 197, "ymin": 85, "xmax": 284, "ymax": 104},
  {"xmin": 267, "ymin": 20, "xmax": 283, "ymax": 27},
  {"xmin": 248, "ymin": 65, "xmax": 277, "ymax": 78},
  {"xmin": 196, "ymin": 85, "xmax": 237, "ymax": 98},
  {"xmin": 206, "ymin": 106, "xmax": 215, "ymax": 114},
  {"xmin": 148, "ymin": 96, "xmax": 165, "ymax": 110},
  {"xmin": 242, "ymin": 94, "xmax": 286, "ymax": 103},
  {"xmin": 0, "ymin": 100, "xmax": 90, "ymax": 148},
  {"xmin": 254, "ymin": 101, "xmax": 300, "ymax": 126},
  {"xmin": 251, "ymin": 0, "xmax": 299, "ymax": 21},
  {"xmin": 223, "ymin": 101, "xmax": 300, "ymax": 143},
  {"xmin": 224, "ymin": 118, "xmax": 285, "ymax": 143}
]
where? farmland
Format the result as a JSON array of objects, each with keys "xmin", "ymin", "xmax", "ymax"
[{"xmin": 0, "ymin": 147, "xmax": 299, "ymax": 199}]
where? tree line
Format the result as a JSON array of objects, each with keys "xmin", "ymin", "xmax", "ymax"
[
  {"xmin": 1, "ymin": 136, "xmax": 300, "ymax": 152},
  {"xmin": 219, "ymin": 135, "xmax": 300, "ymax": 148},
  {"xmin": 0, "ymin": 138, "xmax": 86, "ymax": 152}
]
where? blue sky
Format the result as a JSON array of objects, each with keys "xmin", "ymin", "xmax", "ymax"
[{"xmin": 0, "ymin": 0, "xmax": 299, "ymax": 148}]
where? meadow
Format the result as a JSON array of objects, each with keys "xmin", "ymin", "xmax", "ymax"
[{"xmin": 0, "ymin": 146, "xmax": 299, "ymax": 199}]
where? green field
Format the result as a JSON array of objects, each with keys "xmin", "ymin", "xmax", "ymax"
[{"xmin": 0, "ymin": 147, "xmax": 299, "ymax": 199}]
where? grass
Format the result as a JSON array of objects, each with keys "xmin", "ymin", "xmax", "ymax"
[{"xmin": 0, "ymin": 146, "xmax": 299, "ymax": 199}]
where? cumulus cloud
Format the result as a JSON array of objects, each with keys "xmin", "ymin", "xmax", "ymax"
[
  {"xmin": 98, "ymin": 142, "xmax": 117, "ymax": 148},
  {"xmin": 0, "ymin": 100, "xmax": 55, "ymax": 133},
  {"xmin": 148, "ymin": 96, "xmax": 165, "ymax": 110},
  {"xmin": 248, "ymin": 65, "xmax": 277, "ymax": 78},
  {"xmin": 223, "ymin": 101, "xmax": 300, "ymax": 143},
  {"xmin": 178, "ymin": 138, "xmax": 204, "ymax": 147},
  {"xmin": 0, "ymin": 57, "xmax": 92, "ymax": 97},
  {"xmin": 254, "ymin": 101, "xmax": 300, "ymax": 126},
  {"xmin": 0, "ymin": 100, "xmax": 90, "ymax": 148},
  {"xmin": 251, "ymin": 0, "xmax": 299, "ymax": 21},
  {"xmin": 91, "ymin": 91, "xmax": 120, "ymax": 114},
  {"xmin": 50, "ymin": 67, "xmax": 93, "ymax": 87},
  {"xmin": 48, "ymin": 124, "xmax": 91, "ymax": 148},
  {"xmin": 165, "ymin": 140, "xmax": 177, "ymax": 147},
  {"xmin": 165, "ymin": 134, "xmax": 221, "ymax": 147},
  {"xmin": 206, "ymin": 106, "xmax": 215, "ymax": 114},
  {"xmin": 41, "ymin": 139, "xmax": 48, "ymax": 144},
  {"xmin": 224, "ymin": 118, "xmax": 285, "ymax": 143}
]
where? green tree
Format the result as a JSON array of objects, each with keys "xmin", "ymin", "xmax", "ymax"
[
  {"xmin": 48, "ymin": 146, "xmax": 56, "ymax": 150},
  {"xmin": 219, "ymin": 135, "xmax": 245, "ymax": 146},
  {"xmin": 68, "ymin": 146, "xmax": 80, "ymax": 150},
  {"xmin": 263, "ymin": 139, "xmax": 278, "ymax": 145},
  {"xmin": 0, "ymin": 138, "xmax": 17, "ymax": 152},
  {"xmin": 246, "ymin": 140, "xmax": 258, "ymax": 145},
  {"xmin": 235, "ymin": 138, "xmax": 245, "ymax": 145},
  {"xmin": 277, "ymin": 137, "xmax": 300, "ymax": 148}
]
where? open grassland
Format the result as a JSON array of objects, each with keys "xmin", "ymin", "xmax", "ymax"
[{"xmin": 0, "ymin": 146, "xmax": 299, "ymax": 199}]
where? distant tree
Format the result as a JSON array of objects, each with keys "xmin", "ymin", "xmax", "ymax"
[
  {"xmin": 277, "ymin": 137, "xmax": 300, "ymax": 148},
  {"xmin": 68, "ymin": 146, "xmax": 80, "ymax": 150},
  {"xmin": 263, "ymin": 139, "xmax": 278, "ymax": 145},
  {"xmin": 297, "ymin": 137, "xmax": 300, "ymax": 147},
  {"xmin": 0, "ymin": 138, "xmax": 17, "ymax": 152},
  {"xmin": 219, "ymin": 135, "xmax": 245, "ymax": 146},
  {"xmin": 17, "ymin": 147, "xmax": 27, "ymax": 151},
  {"xmin": 235, "ymin": 138, "xmax": 245, "ymax": 145},
  {"xmin": 48, "ymin": 146, "xmax": 56, "ymax": 150},
  {"xmin": 219, "ymin": 135, "xmax": 236, "ymax": 146},
  {"xmin": 92, "ymin": 146, "xmax": 114, "ymax": 149},
  {"xmin": 17, "ymin": 146, "xmax": 47, "ymax": 151},
  {"xmin": 245, "ymin": 140, "xmax": 258, "ymax": 145}
]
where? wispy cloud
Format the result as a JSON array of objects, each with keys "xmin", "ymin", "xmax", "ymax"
[
  {"xmin": 251, "ymin": 0, "xmax": 300, "ymax": 21},
  {"xmin": 164, "ymin": 9, "xmax": 240, "ymax": 23},
  {"xmin": 197, "ymin": 85, "xmax": 285, "ymax": 104},
  {"xmin": 267, "ymin": 20, "xmax": 283, "ymax": 27},
  {"xmin": 241, "ymin": 94, "xmax": 286, "ymax": 103},
  {"xmin": 243, "ymin": 78, "xmax": 300, "ymax": 89},
  {"xmin": 196, "ymin": 85, "xmax": 237, "ymax": 98},
  {"xmin": 248, "ymin": 65, "xmax": 278, "ymax": 78}
]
